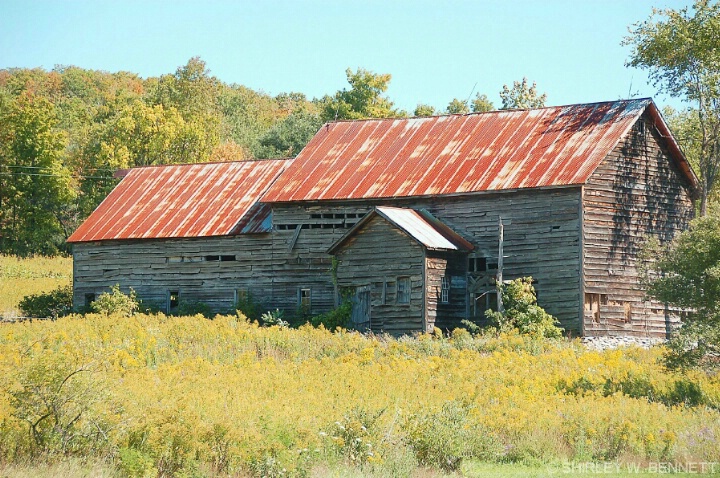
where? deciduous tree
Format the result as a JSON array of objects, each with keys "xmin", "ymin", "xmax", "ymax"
[
  {"xmin": 320, "ymin": 68, "xmax": 404, "ymax": 121},
  {"xmin": 499, "ymin": 78, "xmax": 547, "ymax": 110},
  {"xmin": 625, "ymin": 0, "xmax": 720, "ymax": 215}
]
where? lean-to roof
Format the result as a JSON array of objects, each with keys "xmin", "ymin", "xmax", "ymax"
[{"xmin": 67, "ymin": 159, "xmax": 288, "ymax": 243}]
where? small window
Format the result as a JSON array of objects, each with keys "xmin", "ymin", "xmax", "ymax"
[
  {"xmin": 468, "ymin": 257, "xmax": 487, "ymax": 272},
  {"xmin": 441, "ymin": 276, "xmax": 450, "ymax": 303},
  {"xmin": 205, "ymin": 255, "xmax": 220, "ymax": 262},
  {"xmin": 397, "ymin": 277, "xmax": 410, "ymax": 304},
  {"xmin": 167, "ymin": 290, "xmax": 179, "ymax": 313},
  {"xmin": 299, "ymin": 288, "xmax": 311, "ymax": 310},
  {"xmin": 84, "ymin": 293, "xmax": 95, "ymax": 308},
  {"xmin": 220, "ymin": 255, "xmax": 236, "ymax": 262}
]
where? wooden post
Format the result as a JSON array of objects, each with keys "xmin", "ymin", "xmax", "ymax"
[{"xmin": 497, "ymin": 217, "xmax": 504, "ymax": 313}]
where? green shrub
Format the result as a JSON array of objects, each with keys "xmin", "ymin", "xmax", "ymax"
[
  {"xmin": 91, "ymin": 284, "xmax": 139, "ymax": 316},
  {"xmin": 486, "ymin": 277, "xmax": 563, "ymax": 338},
  {"xmin": 18, "ymin": 284, "xmax": 73, "ymax": 319},
  {"xmin": 404, "ymin": 401, "xmax": 502, "ymax": 471},
  {"xmin": 235, "ymin": 293, "xmax": 261, "ymax": 321},
  {"xmin": 310, "ymin": 300, "xmax": 351, "ymax": 330},
  {"xmin": 175, "ymin": 300, "xmax": 213, "ymax": 318}
]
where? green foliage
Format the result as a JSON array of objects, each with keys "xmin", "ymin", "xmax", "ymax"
[
  {"xmin": 0, "ymin": 92, "xmax": 74, "ymax": 255},
  {"xmin": 486, "ymin": 277, "xmax": 563, "ymax": 338},
  {"xmin": 499, "ymin": 78, "xmax": 547, "ymax": 110},
  {"xmin": 641, "ymin": 214, "xmax": 720, "ymax": 370},
  {"xmin": 625, "ymin": 0, "xmax": 720, "ymax": 214},
  {"xmin": 257, "ymin": 110, "xmax": 322, "ymax": 158},
  {"xmin": 6, "ymin": 353, "xmax": 107, "ymax": 456},
  {"xmin": 471, "ymin": 93, "xmax": 495, "ymax": 113},
  {"xmin": 310, "ymin": 300, "xmax": 351, "ymax": 330},
  {"xmin": 446, "ymin": 98, "xmax": 470, "ymax": 114},
  {"xmin": 405, "ymin": 401, "xmax": 502, "ymax": 471},
  {"xmin": 18, "ymin": 284, "xmax": 73, "ymax": 319},
  {"xmin": 261, "ymin": 308, "xmax": 288, "ymax": 327},
  {"xmin": 320, "ymin": 68, "xmax": 405, "ymax": 121},
  {"xmin": 174, "ymin": 300, "xmax": 213, "ymax": 318},
  {"xmin": 235, "ymin": 293, "xmax": 261, "ymax": 321},
  {"xmin": 413, "ymin": 103, "xmax": 436, "ymax": 117},
  {"xmin": 90, "ymin": 284, "xmax": 139, "ymax": 317}
]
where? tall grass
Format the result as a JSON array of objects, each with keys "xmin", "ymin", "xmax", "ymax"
[
  {"xmin": 0, "ymin": 314, "xmax": 718, "ymax": 477},
  {"xmin": 0, "ymin": 255, "xmax": 72, "ymax": 318}
]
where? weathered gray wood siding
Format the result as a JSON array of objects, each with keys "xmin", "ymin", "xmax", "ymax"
[
  {"xmin": 426, "ymin": 252, "xmax": 468, "ymax": 332},
  {"xmin": 424, "ymin": 190, "xmax": 583, "ymax": 333},
  {"xmin": 270, "ymin": 204, "xmax": 371, "ymax": 315},
  {"xmin": 334, "ymin": 215, "xmax": 425, "ymax": 335},
  {"xmin": 583, "ymin": 115, "xmax": 695, "ymax": 337},
  {"xmin": 279, "ymin": 187, "xmax": 583, "ymax": 333},
  {"xmin": 72, "ymin": 234, "xmax": 275, "ymax": 313}
]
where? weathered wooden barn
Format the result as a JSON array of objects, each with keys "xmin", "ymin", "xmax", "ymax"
[
  {"xmin": 67, "ymin": 159, "xmax": 289, "ymax": 313},
  {"xmin": 69, "ymin": 98, "xmax": 698, "ymax": 337}
]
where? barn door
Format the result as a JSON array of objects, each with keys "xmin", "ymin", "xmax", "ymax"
[{"xmin": 351, "ymin": 285, "xmax": 371, "ymax": 332}]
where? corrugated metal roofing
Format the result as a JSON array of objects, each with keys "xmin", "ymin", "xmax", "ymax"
[
  {"xmin": 328, "ymin": 207, "xmax": 473, "ymax": 253},
  {"xmin": 67, "ymin": 159, "xmax": 288, "ymax": 243},
  {"xmin": 263, "ymin": 99, "xmax": 697, "ymax": 202}
]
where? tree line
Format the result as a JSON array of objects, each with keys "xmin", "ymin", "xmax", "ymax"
[{"xmin": 0, "ymin": 59, "xmax": 545, "ymax": 256}]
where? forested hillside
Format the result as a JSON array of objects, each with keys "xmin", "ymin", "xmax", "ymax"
[
  {"xmin": 0, "ymin": 58, "xmax": 327, "ymax": 256},
  {"xmin": 0, "ymin": 59, "xmax": 555, "ymax": 257}
]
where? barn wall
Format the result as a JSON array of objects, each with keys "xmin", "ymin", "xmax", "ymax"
[
  {"xmin": 270, "ymin": 204, "xmax": 372, "ymax": 315},
  {"xmin": 72, "ymin": 234, "xmax": 275, "ymax": 314},
  {"xmin": 334, "ymin": 215, "xmax": 425, "ymax": 335},
  {"xmin": 583, "ymin": 115, "xmax": 695, "ymax": 337},
  {"xmin": 275, "ymin": 186, "xmax": 583, "ymax": 333}
]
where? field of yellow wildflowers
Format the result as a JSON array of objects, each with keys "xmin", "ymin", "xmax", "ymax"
[
  {"xmin": 0, "ymin": 255, "xmax": 72, "ymax": 318},
  {"xmin": 0, "ymin": 312, "xmax": 719, "ymax": 477}
]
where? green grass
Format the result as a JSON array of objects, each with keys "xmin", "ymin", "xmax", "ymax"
[{"xmin": 0, "ymin": 255, "xmax": 72, "ymax": 318}]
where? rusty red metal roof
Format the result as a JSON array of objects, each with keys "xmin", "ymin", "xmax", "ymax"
[
  {"xmin": 263, "ymin": 99, "xmax": 698, "ymax": 202},
  {"xmin": 329, "ymin": 207, "xmax": 474, "ymax": 254},
  {"xmin": 67, "ymin": 159, "xmax": 288, "ymax": 243}
]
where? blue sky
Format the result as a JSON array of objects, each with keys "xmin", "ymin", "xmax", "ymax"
[{"xmin": 0, "ymin": 0, "xmax": 692, "ymax": 112}]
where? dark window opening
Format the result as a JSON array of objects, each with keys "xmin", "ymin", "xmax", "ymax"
[
  {"xmin": 84, "ymin": 293, "xmax": 95, "ymax": 308},
  {"xmin": 167, "ymin": 290, "xmax": 180, "ymax": 313},
  {"xmin": 299, "ymin": 288, "xmax": 311, "ymax": 311},
  {"xmin": 205, "ymin": 255, "xmax": 220, "ymax": 262},
  {"xmin": 220, "ymin": 255, "xmax": 235, "ymax": 262}
]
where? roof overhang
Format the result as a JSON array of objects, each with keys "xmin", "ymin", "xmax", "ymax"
[{"xmin": 328, "ymin": 206, "xmax": 474, "ymax": 255}]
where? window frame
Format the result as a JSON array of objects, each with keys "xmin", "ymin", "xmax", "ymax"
[
  {"xmin": 396, "ymin": 276, "xmax": 410, "ymax": 304},
  {"xmin": 440, "ymin": 276, "xmax": 450, "ymax": 304}
]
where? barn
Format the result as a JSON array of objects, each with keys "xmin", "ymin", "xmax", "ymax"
[{"xmin": 69, "ymin": 98, "xmax": 698, "ymax": 337}]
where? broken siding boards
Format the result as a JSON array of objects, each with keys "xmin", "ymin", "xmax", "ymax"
[
  {"xmin": 73, "ymin": 234, "xmax": 275, "ymax": 313},
  {"xmin": 334, "ymin": 215, "xmax": 425, "ymax": 335},
  {"xmin": 583, "ymin": 116, "xmax": 695, "ymax": 337},
  {"xmin": 427, "ymin": 253, "xmax": 468, "ymax": 332}
]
